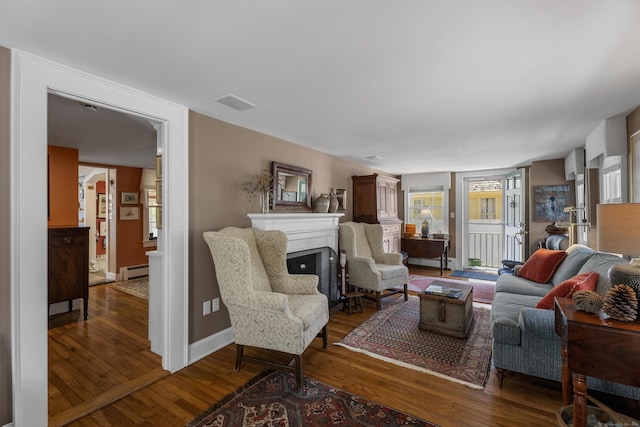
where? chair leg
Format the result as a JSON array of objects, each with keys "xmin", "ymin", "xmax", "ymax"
[
  {"xmin": 294, "ymin": 354, "xmax": 303, "ymax": 387},
  {"xmin": 496, "ymin": 368, "xmax": 506, "ymax": 388},
  {"xmin": 376, "ymin": 291, "xmax": 382, "ymax": 310},
  {"xmin": 234, "ymin": 344, "xmax": 244, "ymax": 371},
  {"xmin": 403, "ymin": 283, "xmax": 409, "ymax": 301},
  {"xmin": 321, "ymin": 325, "xmax": 328, "ymax": 349}
]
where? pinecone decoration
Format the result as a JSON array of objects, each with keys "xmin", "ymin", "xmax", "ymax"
[
  {"xmin": 573, "ymin": 290, "xmax": 603, "ymax": 314},
  {"xmin": 603, "ymin": 284, "xmax": 638, "ymax": 322}
]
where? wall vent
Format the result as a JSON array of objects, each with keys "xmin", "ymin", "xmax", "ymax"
[{"xmin": 214, "ymin": 94, "xmax": 256, "ymax": 111}]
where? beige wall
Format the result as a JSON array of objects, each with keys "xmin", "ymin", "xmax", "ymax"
[
  {"xmin": 528, "ymin": 159, "xmax": 573, "ymax": 253},
  {"xmin": 0, "ymin": 46, "xmax": 12, "ymax": 425},
  {"xmin": 188, "ymin": 111, "xmax": 389, "ymax": 342}
]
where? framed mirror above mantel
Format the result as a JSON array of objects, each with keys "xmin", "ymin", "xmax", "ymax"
[{"xmin": 272, "ymin": 161, "xmax": 312, "ymax": 211}]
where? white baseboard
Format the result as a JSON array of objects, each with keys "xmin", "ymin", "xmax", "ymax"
[
  {"xmin": 106, "ymin": 271, "xmax": 118, "ymax": 282},
  {"xmin": 188, "ymin": 327, "xmax": 234, "ymax": 365},
  {"xmin": 3, "ymin": 422, "xmax": 14, "ymax": 427},
  {"xmin": 120, "ymin": 264, "xmax": 149, "ymax": 280},
  {"xmin": 408, "ymin": 257, "xmax": 457, "ymax": 271}
]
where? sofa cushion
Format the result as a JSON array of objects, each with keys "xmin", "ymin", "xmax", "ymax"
[
  {"xmin": 577, "ymin": 252, "xmax": 629, "ymax": 296},
  {"xmin": 535, "ymin": 271, "xmax": 599, "ymax": 309},
  {"xmin": 517, "ymin": 249, "xmax": 567, "ymax": 284},
  {"xmin": 551, "ymin": 244, "xmax": 595, "ymax": 285},
  {"xmin": 495, "ymin": 273, "xmax": 553, "ymax": 297}
]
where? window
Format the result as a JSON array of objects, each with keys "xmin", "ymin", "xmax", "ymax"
[
  {"xmin": 479, "ymin": 198, "xmax": 496, "ymax": 220},
  {"xmin": 468, "ymin": 179, "xmax": 502, "ymax": 222},
  {"xmin": 601, "ymin": 155, "xmax": 623, "ymax": 204},
  {"xmin": 407, "ymin": 189, "xmax": 446, "ymax": 234}
]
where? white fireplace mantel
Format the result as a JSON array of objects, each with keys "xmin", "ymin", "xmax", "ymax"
[{"xmin": 248, "ymin": 213, "xmax": 345, "ymax": 254}]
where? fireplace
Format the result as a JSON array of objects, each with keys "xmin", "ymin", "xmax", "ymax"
[
  {"xmin": 248, "ymin": 213, "xmax": 345, "ymax": 309},
  {"xmin": 286, "ymin": 247, "xmax": 339, "ymax": 309}
]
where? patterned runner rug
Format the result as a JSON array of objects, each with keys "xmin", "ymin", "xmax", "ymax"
[
  {"xmin": 187, "ymin": 370, "xmax": 438, "ymax": 427},
  {"xmin": 336, "ymin": 297, "xmax": 492, "ymax": 389},
  {"xmin": 402, "ymin": 275, "xmax": 495, "ymax": 304}
]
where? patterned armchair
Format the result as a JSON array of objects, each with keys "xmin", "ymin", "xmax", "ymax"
[
  {"xmin": 203, "ymin": 227, "xmax": 329, "ymax": 386},
  {"xmin": 339, "ymin": 221, "xmax": 409, "ymax": 310}
]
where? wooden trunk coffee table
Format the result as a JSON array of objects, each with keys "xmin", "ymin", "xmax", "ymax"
[{"xmin": 418, "ymin": 281, "xmax": 474, "ymax": 338}]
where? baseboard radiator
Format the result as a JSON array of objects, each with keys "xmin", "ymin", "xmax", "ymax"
[{"xmin": 120, "ymin": 264, "xmax": 149, "ymax": 280}]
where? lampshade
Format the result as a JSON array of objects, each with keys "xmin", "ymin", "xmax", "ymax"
[
  {"xmin": 420, "ymin": 207, "xmax": 435, "ymax": 220},
  {"xmin": 596, "ymin": 203, "xmax": 640, "ymax": 256},
  {"xmin": 139, "ymin": 168, "xmax": 156, "ymax": 190}
]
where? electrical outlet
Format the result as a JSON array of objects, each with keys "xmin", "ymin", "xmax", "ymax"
[
  {"xmin": 212, "ymin": 297, "xmax": 220, "ymax": 312},
  {"xmin": 203, "ymin": 300, "xmax": 211, "ymax": 316},
  {"xmin": 450, "ymin": 211, "xmax": 455, "ymax": 219}
]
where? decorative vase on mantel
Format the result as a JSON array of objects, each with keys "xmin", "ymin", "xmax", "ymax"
[
  {"xmin": 329, "ymin": 192, "xmax": 339, "ymax": 213},
  {"xmin": 259, "ymin": 191, "xmax": 270, "ymax": 214},
  {"xmin": 313, "ymin": 193, "xmax": 330, "ymax": 213}
]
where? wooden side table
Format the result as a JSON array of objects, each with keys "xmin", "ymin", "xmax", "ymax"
[
  {"xmin": 554, "ymin": 297, "xmax": 640, "ymax": 427},
  {"xmin": 401, "ymin": 237, "xmax": 449, "ymax": 275}
]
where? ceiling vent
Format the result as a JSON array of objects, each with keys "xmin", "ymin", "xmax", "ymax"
[{"xmin": 214, "ymin": 94, "xmax": 256, "ymax": 111}]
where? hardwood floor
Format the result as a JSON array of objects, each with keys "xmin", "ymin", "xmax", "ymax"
[{"xmin": 50, "ymin": 267, "xmax": 637, "ymax": 426}]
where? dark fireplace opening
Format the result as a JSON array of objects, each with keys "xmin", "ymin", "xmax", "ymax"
[{"xmin": 286, "ymin": 247, "xmax": 339, "ymax": 309}]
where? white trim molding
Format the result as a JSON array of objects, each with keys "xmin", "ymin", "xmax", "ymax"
[{"xmin": 188, "ymin": 327, "xmax": 235, "ymax": 365}]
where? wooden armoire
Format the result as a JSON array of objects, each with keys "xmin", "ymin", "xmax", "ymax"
[{"xmin": 352, "ymin": 174, "xmax": 402, "ymax": 253}]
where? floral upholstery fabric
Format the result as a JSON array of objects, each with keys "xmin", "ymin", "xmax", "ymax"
[
  {"xmin": 338, "ymin": 221, "xmax": 408, "ymax": 292},
  {"xmin": 203, "ymin": 227, "xmax": 329, "ymax": 355}
]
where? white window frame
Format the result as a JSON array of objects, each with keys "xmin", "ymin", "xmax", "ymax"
[{"xmin": 405, "ymin": 187, "xmax": 448, "ymax": 235}]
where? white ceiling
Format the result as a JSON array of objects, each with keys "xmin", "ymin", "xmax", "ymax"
[{"xmin": 3, "ymin": 1, "xmax": 640, "ymax": 174}]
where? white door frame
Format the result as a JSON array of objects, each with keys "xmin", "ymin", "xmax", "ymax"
[{"xmin": 10, "ymin": 50, "xmax": 189, "ymax": 426}]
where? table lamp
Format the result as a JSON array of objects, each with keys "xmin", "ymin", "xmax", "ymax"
[
  {"xmin": 596, "ymin": 203, "xmax": 640, "ymax": 297},
  {"xmin": 420, "ymin": 207, "xmax": 435, "ymax": 238}
]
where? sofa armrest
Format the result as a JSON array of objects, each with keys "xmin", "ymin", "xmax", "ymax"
[{"xmin": 518, "ymin": 308, "xmax": 557, "ymax": 340}]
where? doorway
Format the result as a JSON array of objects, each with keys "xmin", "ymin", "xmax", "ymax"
[
  {"xmin": 455, "ymin": 168, "xmax": 523, "ymax": 271},
  {"xmin": 11, "ymin": 51, "xmax": 188, "ymax": 426},
  {"xmin": 79, "ymin": 166, "xmax": 111, "ymax": 286}
]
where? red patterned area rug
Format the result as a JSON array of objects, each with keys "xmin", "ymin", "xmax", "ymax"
[
  {"xmin": 186, "ymin": 370, "xmax": 438, "ymax": 427},
  {"xmin": 402, "ymin": 275, "xmax": 495, "ymax": 304},
  {"xmin": 336, "ymin": 297, "xmax": 492, "ymax": 390}
]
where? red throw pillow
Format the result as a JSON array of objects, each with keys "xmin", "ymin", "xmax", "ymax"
[
  {"xmin": 517, "ymin": 249, "xmax": 567, "ymax": 284},
  {"xmin": 535, "ymin": 271, "xmax": 599, "ymax": 310}
]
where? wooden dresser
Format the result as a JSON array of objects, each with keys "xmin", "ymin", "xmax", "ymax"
[
  {"xmin": 352, "ymin": 174, "xmax": 402, "ymax": 253},
  {"xmin": 48, "ymin": 227, "xmax": 89, "ymax": 320}
]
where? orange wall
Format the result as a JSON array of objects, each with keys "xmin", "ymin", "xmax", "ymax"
[
  {"xmin": 115, "ymin": 166, "xmax": 147, "ymax": 269},
  {"xmin": 48, "ymin": 145, "xmax": 79, "ymax": 227}
]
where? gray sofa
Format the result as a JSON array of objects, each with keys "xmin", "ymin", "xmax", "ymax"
[{"xmin": 490, "ymin": 244, "xmax": 640, "ymax": 399}]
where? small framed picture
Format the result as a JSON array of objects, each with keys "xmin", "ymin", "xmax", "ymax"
[
  {"xmin": 156, "ymin": 155, "xmax": 162, "ymax": 179},
  {"xmin": 156, "ymin": 180, "xmax": 162, "ymax": 205},
  {"xmin": 121, "ymin": 192, "xmax": 139, "ymax": 205},
  {"xmin": 97, "ymin": 194, "xmax": 107, "ymax": 218},
  {"xmin": 120, "ymin": 206, "xmax": 140, "ymax": 221},
  {"xmin": 156, "ymin": 206, "xmax": 162, "ymax": 229}
]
